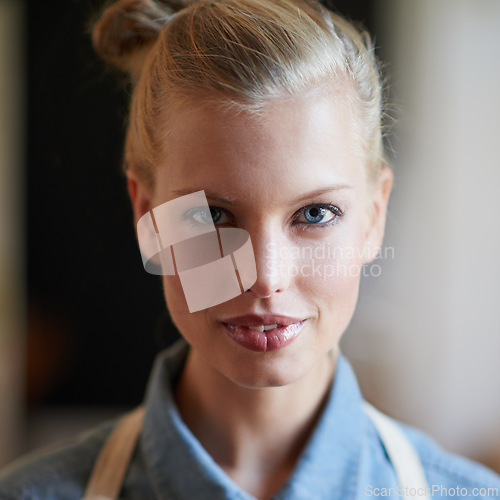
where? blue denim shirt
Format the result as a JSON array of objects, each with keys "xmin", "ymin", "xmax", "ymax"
[{"xmin": 1, "ymin": 339, "xmax": 499, "ymax": 499}]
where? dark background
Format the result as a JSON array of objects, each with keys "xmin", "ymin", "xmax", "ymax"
[{"xmin": 26, "ymin": 0, "xmax": 376, "ymax": 409}]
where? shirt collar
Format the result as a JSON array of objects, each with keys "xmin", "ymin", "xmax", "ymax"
[{"xmin": 140, "ymin": 340, "xmax": 365, "ymax": 500}]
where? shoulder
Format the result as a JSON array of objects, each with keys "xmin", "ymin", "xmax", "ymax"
[
  {"xmin": 400, "ymin": 421, "xmax": 500, "ymax": 496},
  {"xmin": 0, "ymin": 419, "xmax": 116, "ymax": 500}
]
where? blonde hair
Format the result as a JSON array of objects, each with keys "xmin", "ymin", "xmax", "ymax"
[{"xmin": 93, "ymin": 0, "xmax": 388, "ymax": 189}]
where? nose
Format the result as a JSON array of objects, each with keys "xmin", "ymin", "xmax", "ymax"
[{"xmin": 246, "ymin": 226, "xmax": 294, "ymax": 299}]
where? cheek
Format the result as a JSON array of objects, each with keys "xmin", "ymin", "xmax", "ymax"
[
  {"xmin": 162, "ymin": 275, "xmax": 183, "ymax": 305},
  {"xmin": 293, "ymin": 230, "xmax": 366, "ymax": 313},
  {"xmin": 297, "ymin": 227, "xmax": 366, "ymax": 277},
  {"xmin": 162, "ymin": 275, "xmax": 191, "ymax": 328},
  {"xmin": 299, "ymin": 255, "xmax": 362, "ymax": 307}
]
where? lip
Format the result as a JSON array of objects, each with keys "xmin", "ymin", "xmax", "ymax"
[
  {"xmin": 221, "ymin": 314, "xmax": 307, "ymax": 352},
  {"xmin": 222, "ymin": 314, "xmax": 305, "ymax": 327}
]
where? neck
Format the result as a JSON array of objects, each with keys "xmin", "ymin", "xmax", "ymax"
[{"xmin": 174, "ymin": 348, "xmax": 337, "ymax": 499}]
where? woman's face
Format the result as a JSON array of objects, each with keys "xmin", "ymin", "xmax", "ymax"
[{"xmin": 131, "ymin": 87, "xmax": 392, "ymax": 388}]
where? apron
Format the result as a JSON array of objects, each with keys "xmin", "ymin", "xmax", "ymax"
[{"xmin": 81, "ymin": 403, "xmax": 431, "ymax": 500}]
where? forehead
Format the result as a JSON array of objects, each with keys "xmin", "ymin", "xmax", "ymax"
[{"xmin": 153, "ymin": 87, "xmax": 366, "ymax": 202}]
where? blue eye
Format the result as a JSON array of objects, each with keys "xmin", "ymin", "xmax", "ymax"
[
  {"xmin": 304, "ymin": 206, "xmax": 328, "ymax": 223},
  {"xmin": 296, "ymin": 204, "xmax": 342, "ymax": 227},
  {"xmin": 187, "ymin": 206, "xmax": 226, "ymax": 225}
]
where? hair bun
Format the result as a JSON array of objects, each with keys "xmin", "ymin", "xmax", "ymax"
[{"xmin": 92, "ymin": 0, "xmax": 185, "ymax": 78}]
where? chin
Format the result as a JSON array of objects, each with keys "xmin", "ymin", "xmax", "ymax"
[
  {"xmin": 231, "ymin": 371, "xmax": 303, "ymax": 389},
  {"xmin": 220, "ymin": 348, "xmax": 318, "ymax": 389}
]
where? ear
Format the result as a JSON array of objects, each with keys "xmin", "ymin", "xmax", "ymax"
[
  {"xmin": 362, "ymin": 167, "xmax": 393, "ymax": 264},
  {"xmin": 126, "ymin": 171, "xmax": 154, "ymax": 230}
]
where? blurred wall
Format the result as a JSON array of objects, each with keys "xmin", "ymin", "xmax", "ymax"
[
  {"xmin": 0, "ymin": 1, "xmax": 25, "ymax": 467},
  {"xmin": 342, "ymin": 0, "xmax": 500, "ymax": 463}
]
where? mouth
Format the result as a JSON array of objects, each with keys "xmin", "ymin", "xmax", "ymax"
[
  {"xmin": 244, "ymin": 324, "xmax": 283, "ymax": 332},
  {"xmin": 221, "ymin": 314, "xmax": 307, "ymax": 352}
]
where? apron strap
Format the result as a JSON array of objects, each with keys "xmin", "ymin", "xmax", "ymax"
[
  {"xmin": 82, "ymin": 402, "xmax": 430, "ymax": 500},
  {"xmin": 81, "ymin": 406, "xmax": 145, "ymax": 500},
  {"xmin": 363, "ymin": 401, "xmax": 431, "ymax": 500}
]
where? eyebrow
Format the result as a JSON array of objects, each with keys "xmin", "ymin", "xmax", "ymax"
[
  {"xmin": 294, "ymin": 185, "xmax": 353, "ymax": 203},
  {"xmin": 170, "ymin": 185, "xmax": 352, "ymax": 205}
]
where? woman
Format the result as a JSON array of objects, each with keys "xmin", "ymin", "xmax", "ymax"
[{"xmin": 1, "ymin": 0, "xmax": 499, "ymax": 498}]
